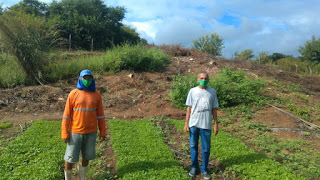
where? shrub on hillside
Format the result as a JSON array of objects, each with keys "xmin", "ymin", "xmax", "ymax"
[
  {"xmin": 117, "ymin": 44, "xmax": 170, "ymax": 71},
  {"xmin": 212, "ymin": 68, "xmax": 266, "ymax": 107},
  {"xmin": 192, "ymin": 33, "xmax": 224, "ymax": 56},
  {"xmin": 169, "ymin": 74, "xmax": 198, "ymax": 109},
  {"xmin": 234, "ymin": 49, "xmax": 255, "ymax": 60},
  {"xmin": 44, "ymin": 44, "xmax": 169, "ymax": 82},
  {"xmin": 277, "ymin": 57, "xmax": 317, "ymax": 75},
  {"xmin": 169, "ymin": 68, "xmax": 266, "ymax": 109}
]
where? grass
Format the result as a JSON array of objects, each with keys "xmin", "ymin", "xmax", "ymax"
[
  {"xmin": 0, "ymin": 54, "xmax": 27, "ymax": 87},
  {"xmin": 0, "ymin": 120, "xmax": 65, "ymax": 180},
  {"xmin": 43, "ymin": 44, "xmax": 170, "ymax": 82},
  {"xmin": 0, "ymin": 44, "xmax": 170, "ymax": 87},
  {"xmin": 109, "ymin": 119, "xmax": 189, "ymax": 180}
]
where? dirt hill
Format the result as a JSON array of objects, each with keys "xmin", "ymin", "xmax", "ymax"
[
  {"xmin": 1, "ymin": 54, "xmax": 320, "ymax": 122},
  {"xmin": 1, "ymin": 53, "xmax": 320, "ymax": 149}
]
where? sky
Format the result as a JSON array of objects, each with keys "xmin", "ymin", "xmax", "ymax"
[{"xmin": 3, "ymin": 0, "xmax": 320, "ymax": 58}]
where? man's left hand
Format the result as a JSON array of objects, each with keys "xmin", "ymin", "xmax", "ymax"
[{"xmin": 213, "ymin": 124, "xmax": 219, "ymax": 136}]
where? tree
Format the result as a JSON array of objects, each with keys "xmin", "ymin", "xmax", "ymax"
[
  {"xmin": 299, "ymin": 35, "xmax": 320, "ymax": 63},
  {"xmin": 257, "ymin": 51, "xmax": 272, "ymax": 64},
  {"xmin": 0, "ymin": 11, "xmax": 59, "ymax": 84},
  {"xmin": 269, "ymin": 52, "xmax": 288, "ymax": 62},
  {"xmin": 47, "ymin": 0, "xmax": 140, "ymax": 50},
  {"xmin": 192, "ymin": 33, "xmax": 224, "ymax": 56},
  {"xmin": 0, "ymin": 3, "xmax": 4, "ymax": 15},
  {"xmin": 116, "ymin": 25, "xmax": 142, "ymax": 45},
  {"xmin": 234, "ymin": 49, "xmax": 254, "ymax": 60},
  {"xmin": 8, "ymin": 0, "xmax": 48, "ymax": 17}
]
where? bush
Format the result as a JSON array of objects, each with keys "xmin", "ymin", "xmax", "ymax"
[
  {"xmin": 169, "ymin": 68, "xmax": 266, "ymax": 109},
  {"xmin": 169, "ymin": 74, "xmax": 198, "ymax": 109},
  {"xmin": 212, "ymin": 68, "xmax": 266, "ymax": 107},
  {"xmin": 117, "ymin": 44, "xmax": 170, "ymax": 71},
  {"xmin": 0, "ymin": 54, "xmax": 27, "ymax": 87},
  {"xmin": 234, "ymin": 49, "xmax": 255, "ymax": 60},
  {"xmin": 44, "ymin": 44, "xmax": 170, "ymax": 82},
  {"xmin": 192, "ymin": 33, "xmax": 224, "ymax": 56},
  {"xmin": 276, "ymin": 57, "xmax": 317, "ymax": 75}
]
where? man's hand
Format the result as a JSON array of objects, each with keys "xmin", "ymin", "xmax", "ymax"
[
  {"xmin": 99, "ymin": 136, "xmax": 106, "ymax": 141},
  {"xmin": 62, "ymin": 138, "xmax": 69, "ymax": 143},
  {"xmin": 183, "ymin": 125, "xmax": 189, "ymax": 132},
  {"xmin": 213, "ymin": 123, "xmax": 219, "ymax": 136}
]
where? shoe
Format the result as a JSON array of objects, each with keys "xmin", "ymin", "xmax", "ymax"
[
  {"xmin": 202, "ymin": 172, "xmax": 211, "ymax": 179},
  {"xmin": 189, "ymin": 169, "xmax": 196, "ymax": 177}
]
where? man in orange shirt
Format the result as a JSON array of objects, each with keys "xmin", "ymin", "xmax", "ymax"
[{"xmin": 62, "ymin": 69, "xmax": 106, "ymax": 180}]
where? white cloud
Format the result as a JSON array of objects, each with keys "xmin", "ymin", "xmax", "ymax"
[
  {"xmin": 130, "ymin": 19, "xmax": 163, "ymax": 39},
  {"xmin": 3, "ymin": 0, "xmax": 320, "ymax": 58}
]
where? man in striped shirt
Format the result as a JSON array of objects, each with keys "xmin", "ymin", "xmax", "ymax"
[{"xmin": 62, "ymin": 69, "xmax": 106, "ymax": 180}]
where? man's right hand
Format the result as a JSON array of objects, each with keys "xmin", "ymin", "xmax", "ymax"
[
  {"xmin": 62, "ymin": 138, "xmax": 69, "ymax": 143},
  {"xmin": 183, "ymin": 125, "xmax": 189, "ymax": 132}
]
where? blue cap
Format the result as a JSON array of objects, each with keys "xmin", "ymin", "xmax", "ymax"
[{"xmin": 77, "ymin": 69, "xmax": 96, "ymax": 91}]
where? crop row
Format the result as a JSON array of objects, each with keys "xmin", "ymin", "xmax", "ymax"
[
  {"xmin": 0, "ymin": 120, "xmax": 65, "ymax": 180},
  {"xmin": 166, "ymin": 119, "xmax": 305, "ymax": 180},
  {"xmin": 0, "ymin": 119, "xmax": 307, "ymax": 179},
  {"xmin": 108, "ymin": 119, "xmax": 189, "ymax": 179}
]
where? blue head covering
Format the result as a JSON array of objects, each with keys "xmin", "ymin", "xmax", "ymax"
[{"xmin": 77, "ymin": 69, "xmax": 96, "ymax": 91}]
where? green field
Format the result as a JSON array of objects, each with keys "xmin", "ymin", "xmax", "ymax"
[{"xmin": 0, "ymin": 119, "xmax": 313, "ymax": 179}]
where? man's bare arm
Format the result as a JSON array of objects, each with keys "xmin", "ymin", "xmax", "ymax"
[
  {"xmin": 184, "ymin": 106, "xmax": 192, "ymax": 132},
  {"xmin": 212, "ymin": 108, "xmax": 218, "ymax": 136}
]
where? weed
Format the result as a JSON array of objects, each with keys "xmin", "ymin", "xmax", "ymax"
[{"xmin": 0, "ymin": 122, "xmax": 12, "ymax": 129}]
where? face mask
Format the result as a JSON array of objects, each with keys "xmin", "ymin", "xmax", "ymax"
[
  {"xmin": 199, "ymin": 80, "xmax": 208, "ymax": 87},
  {"xmin": 82, "ymin": 79, "xmax": 92, "ymax": 87}
]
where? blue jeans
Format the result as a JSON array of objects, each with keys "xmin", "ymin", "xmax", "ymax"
[{"xmin": 189, "ymin": 126, "xmax": 211, "ymax": 173}]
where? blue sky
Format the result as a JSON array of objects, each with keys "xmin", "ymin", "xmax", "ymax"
[{"xmin": 3, "ymin": 0, "xmax": 320, "ymax": 58}]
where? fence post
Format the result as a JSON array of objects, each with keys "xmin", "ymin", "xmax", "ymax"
[
  {"xmin": 69, "ymin": 34, "xmax": 71, "ymax": 51},
  {"xmin": 91, "ymin": 38, "xmax": 93, "ymax": 52}
]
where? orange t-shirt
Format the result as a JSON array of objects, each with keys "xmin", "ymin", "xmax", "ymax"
[{"xmin": 61, "ymin": 89, "xmax": 106, "ymax": 139}]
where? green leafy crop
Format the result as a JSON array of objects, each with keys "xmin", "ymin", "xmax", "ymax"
[
  {"xmin": 109, "ymin": 119, "xmax": 189, "ymax": 180},
  {"xmin": 0, "ymin": 120, "xmax": 65, "ymax": 180}
]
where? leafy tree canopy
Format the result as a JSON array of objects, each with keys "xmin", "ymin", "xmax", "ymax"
[
  {"xmin": 47, "ymin": 0, "xmax": 128, "ymax": 50},
  {"xmin": 0, "ymin": 3, "xmax": 4, "ymax": 15},
  {"xmin": 269, "ymin": 52, "xmax": 291, "ymax": 62},
  {"xmin": 5, "ymin": 0, "xmax": 142, "ymax": 50},
  {"xmin": 234, "ymin": 49, "xmax": 254, "ymax": 60},
  {"xmin": 256, "ymin": 51, "xmax": 272, "ymax": 64},
  {"xmin": 8, "ymin": 0, "xmax": 47, "ymax": 17},
  {"xmin": 192, "ymin": 33, "xmax": 224, "ymax": 56},
  {"xmin": 299, "ymin": 35, "xmax": 320, "ymax": 63}
]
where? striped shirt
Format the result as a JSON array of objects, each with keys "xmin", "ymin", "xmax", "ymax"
[{"xmin": 61, "ymin": 89, "xmax": 106, "ymax": 139}]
